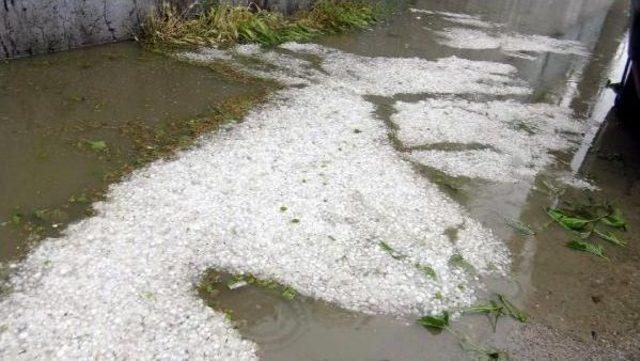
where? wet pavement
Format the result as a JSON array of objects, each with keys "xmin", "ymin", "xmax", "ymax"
[{"xmin": 1, "ymin": 0, "xmax": 639, "ymax": 360}]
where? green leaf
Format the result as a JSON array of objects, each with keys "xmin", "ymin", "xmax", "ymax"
[
  {"xmin": 487, "ymin": 351, "xmax": 510, "ymax": 360},
  {"xmin": 33, "ymin": 209, "xmax": 48, "ymax": 220},
  {"xmin": 465, "ymin": 296, "xmax": 527, "ymax": 328},
  {"xmin": 10, "ymin": 212, "xmax": 23, "ymax": 226},
  {"xmin": 464, "ymin": 301, "xmax": 502, "ymax": 315},
  {"xmin": 226, "ymin": 276, "xmax": 247, "ymax": 290},
  {"xmin": 87, "ymin": 140, "xmax": 107, "ymax": 152},
  {"xmin": 540, "ymin": 180, "xmax": 565, "ymax": 196},
  {"xmin": 415, "ymin": 263, "xmax": 437, "ymax": 279},
  {"xmin": 594, "ymin": 228, "xmax": 626, "ymax": 247},
  {"xmin": 379, "ymin": 241, "xmax": 405, "ymax": 260},
  {"xmin": 498, "ymin": 295, "xmax": 528, "ymax": 323},
  {"xmin": 600, "ymin": 208, "xmax": 626, "ymax": 230},
  {"xmin": 449, "ymin": 254, "xmax": 474, "ymax": 273},
  {"xmin": 458, "ymin": 334, "xmax": 509, "ymax": 360},
  {"xmin": 546, "ymin": 208, "xmax": 590, "ymax": 231},
  {"xmin": 281, "ymin": 287, "xmax": 297, "ymax": 301},
  {"xmin": 505, "ymin": 218, "xmax": 535, "ymax": 236},
  {"xmin": 566, "ymin": 240, "xmax": 609, "ymax": 260},
  {"xmin": 418, "ymin": 311, "xmax": 449, "ymax": 330}
]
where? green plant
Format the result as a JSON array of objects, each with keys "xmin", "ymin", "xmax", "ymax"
[
  {"xmin": 379, "ymin": 241, "xmax": 405, "ymax": 260},
  {"xmin": 545, "ymin": 199, "xmax": 629, "ymax": 260},
  {"xmin": 567, "ymin": 240, "xmax": 608, "ymax": 260},
  {"xmin": 415, "ymin": 263, "xmax": 437, "ymax": 279},
  {"xmin": 465, "ymin": 295, "xmax": 527, "ymax": 331},
  {"xmin": 418, "ymin": 311, "xmax": 449, "ymax": 330},
  {"xmin": 449, "ymin": 254, "xmax": 474, "ymax": 273},
  {"xmin": 418, "ymin": 310, "xmax": 509, "ymax": 360},
  {"xmin": 281, "ymin": 287, "xmax": 297, "ymax": 300},
  {"xmin": 141, "ymin": 1, "xmax": 381, "ymax": 50},
  {"xmin": 505, "ymin": 218, "xmax": 535, "ymax": 236}
]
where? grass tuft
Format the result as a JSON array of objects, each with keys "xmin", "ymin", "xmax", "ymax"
[{"xmin": 140, "ymin": 1, "xmax": 381, "ymax": 51}]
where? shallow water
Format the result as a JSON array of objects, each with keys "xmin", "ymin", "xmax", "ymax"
[
  {"xmin": 0, "ymin": 42, "xmax": 265, "ymax": 261},
  {"xmin": 1, "ymin": 0, "xmax": 638, "ymax": 359},
  {"xmin": 205, "ymin": 0, "xmax": 639, "ymax": 359}
]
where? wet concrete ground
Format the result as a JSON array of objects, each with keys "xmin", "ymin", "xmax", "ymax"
[{"xmin": 1, "ymin": 0, "xmax": 639, "ymax": 360}]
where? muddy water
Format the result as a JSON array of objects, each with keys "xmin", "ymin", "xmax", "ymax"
[
  {"xmin": 201, "ymin": 0, "xmax": 639, "ymax": 360},
  {"xmin": 0, "ymin": 42, "xmax": 266, "ymax": 261},
  {"xmin": 1, "ymin": 0, "xmax": 638, "ymax": 360}
]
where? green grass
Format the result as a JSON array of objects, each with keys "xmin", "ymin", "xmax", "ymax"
[{"xmin": 141, "ymin": 1, "xmax": 381, "ymax": 50}]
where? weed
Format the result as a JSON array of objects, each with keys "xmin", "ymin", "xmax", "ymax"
[
  {"xmin": 379, "ymin": 241, "xmax": 405, "ymax": 260},
  {"xmin": 418, "ymin": 310, "xmax": 509, "ymax": 360},
  {"xmin": 538, "ymin": 179, "xmax": 565, "ymax": 198},
  {"xmin": 505, "ymin": 218, "xmax": 535, "ymax": 236},
  {"xmin": 567, "ymin": 240, "xmax": 608, "ymax": 260},
  {"xmin": 498, "ymin": 295, "xmax": 527, "ymax": 323},
  {"xmin": 141, "ymin": 1, "xmax": 381, "ymax": 51},
  {"xmin": 281, "ymin": 287, "xmax": 297, "ymax": 300},
  {"xmin": 80, "ymin": 139, "xmax": 108, "ymax": 153},
  {"xmin": 68, "ymin": 193, "xmax": 89, "ymax": 204},
  {"xmin": 223, "ymin": 308, "xmax": 235, "ymax": 321},
  {"xmin": 415, "ymin": 263, "xmax": 437, "ymax": 279},
  {"xmin": 226, "ymin": 276, "xmax": 248, "ymax": 290},
  {"xmin": 600, "ymin": 208, "xmax": 626, "ymax": 230},
  {"xmin": 141, "ymin": 291, "xmax": 157, "ymax": 301},
  {"xmin": 418, "ymin": 311, "xmax": 449, "ymax": 330},
  {"xmin": 465, "ymin": 295, "xmax": 527, "ymax": 331},
  {"xmin": 10, "ymin": 211, "xmax": 23, "ymax": 226},
  {"xmin": 198, "ymin": 270, "xmax": 300, "ymax": 309},
  {"xmin": 545, "ymin": 197, "xmax": 629, "ymax": 260},
  {"xmin": 594, "ymin": 229, "xmax": 626, "ymax": 246},
  {"xmin": 449, "ymin": 254, "xmax": 474, "ymax": 273},
  {"xmin": 459, "ymin": 337, "xmax": 509, "ymax": 361},
  {"xmin": 546, "ymin": 208, "xmax": 590, "ymax": 231}
]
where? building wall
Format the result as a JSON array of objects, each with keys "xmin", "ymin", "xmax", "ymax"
[{"xmin": 0, "ymin": 0, "xmax": 311, "ymax": 59}]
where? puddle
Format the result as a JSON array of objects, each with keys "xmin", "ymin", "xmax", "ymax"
[
  {"xmin": 0, "ymin": 42, "xmax": 269, "ymax": 261},
  {"xmin": 1, "ymin": 0, "xmax": 639, "ymax": 359},
  {"xmin": 199, "ymin": 271, "xmax": 476, "ymax": 361}
]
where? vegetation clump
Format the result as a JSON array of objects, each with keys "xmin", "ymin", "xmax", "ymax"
[
  {"xmin": 545, "ymin": 199, "xmax": 628, "ymax": 260},
  {"xmin": 418, "ymin": 295, "xmax": 526, "ymax": 360},
  {"xmin": 464, "ymin": 294, "xmax": 528, "ymax": 330},
  {"xmin": 141, "ymin": 0, "xmax": 381, "ymax": 50},
  {"xmin": 199, "ymin": 270, "xmax": 300, "ymax": 303}
]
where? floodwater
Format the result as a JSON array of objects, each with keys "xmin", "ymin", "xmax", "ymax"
[
  {"xmin": 1, "ymin": 0, "xmax": 638, "ymax": 359},
  {"xmin": 0, "ymin": 42, "xmax": 267, "ymax": 261}
]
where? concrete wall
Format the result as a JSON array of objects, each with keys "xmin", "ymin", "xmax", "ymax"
[{"xmin": 0, "ymin": 0, "xmax": 310, "ymax": 59}]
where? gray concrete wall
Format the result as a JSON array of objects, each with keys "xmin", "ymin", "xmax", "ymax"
[
  {"xmin": 0, "ymin": 0, "xmax": 310, "ymax": 59},
  {"xmin": 1, "ymin": 0, "xmax": 171, "ymax": 59}
]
